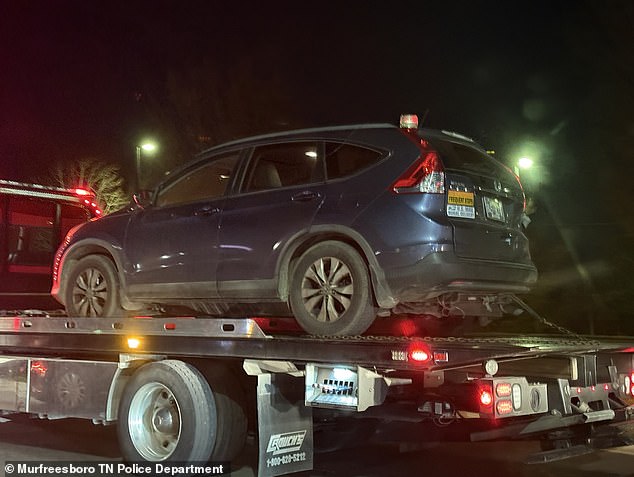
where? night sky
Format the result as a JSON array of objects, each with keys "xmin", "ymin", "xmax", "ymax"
[{"xmin": 1, "ymin": 1, "xmax": 633, "ymax": 333}]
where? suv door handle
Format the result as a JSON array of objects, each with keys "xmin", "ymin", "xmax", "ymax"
[
  {"xmin": 291, "ymin": 191, "xmax": 320, "ymax": 202},
  {"xmin": 194, "ymin": 206, "xmax": 220, "ymax": 216}
]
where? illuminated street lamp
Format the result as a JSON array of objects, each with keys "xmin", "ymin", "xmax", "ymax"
[
  {"xmin": 518, "ymin": 157, "xmax": 534, "ymax": 170},
  {"xmin": 514, "ymin": 157, "xmax": 534, "ymax": 177},
  {"xmin": 135, "ymin": 141, "xmax": 157, "ymax": 191}
]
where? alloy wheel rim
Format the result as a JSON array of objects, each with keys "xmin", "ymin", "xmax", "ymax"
[
  {"xmin": 301, "ymin": 256, "xmax": 354, "ymax": 323},
  {"xmin": 72, "ymin": 267, "xmax": 107, "ymax": 316}
]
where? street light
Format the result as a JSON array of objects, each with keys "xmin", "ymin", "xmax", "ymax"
[
  {"xmin": 514, "ymin": 157, "xmax": 534, "ymax": 177},
  {"xmin": 518, "ymin": 157, "xmax": 534, "ymax": 170},
  {"xmin": 135, "ymin": 141, "xmax": 157, "ymax": 191}
]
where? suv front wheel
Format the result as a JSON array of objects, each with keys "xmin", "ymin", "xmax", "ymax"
[
  {"xmin": 289, "ymin": 241, "xmax": 377, "ymax": 336},
  {"xmin": 64, "ymin": 255, "xmax": 125, "ymax": 317}
]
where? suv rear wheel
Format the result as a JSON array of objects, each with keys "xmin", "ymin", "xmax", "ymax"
[
  {"xmin": 289, "ymin": 241, "xmax": 377, "ymax": 336},
  {"xmin": 64, "ymin": 255, "xmax": 124, "ymax": 317}
]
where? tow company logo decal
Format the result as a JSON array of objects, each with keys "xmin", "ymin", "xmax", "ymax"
[{"xmin": 266, "ymin": 430, "xmax": 307, "ymax": 455}]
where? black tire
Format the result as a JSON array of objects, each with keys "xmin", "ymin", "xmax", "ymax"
[
  {"xmin": 198, "ymin": 364, "xmax": 248, "ymax": 461},
  {"xmin": 64, "ymin": 255, "xmax": 124, "ymax": 317},
  {"xmin": 117, "ymin": 360, "xmax": 247, "ymax": 463},
  {"xmin": 289, "ymin": 241, "xmax": 377, "ymax": 336}
]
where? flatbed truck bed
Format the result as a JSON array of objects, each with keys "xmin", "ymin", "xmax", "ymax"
[{"xmin": 1, "ymin": 311, "xmax": 634, "ymax": 476}]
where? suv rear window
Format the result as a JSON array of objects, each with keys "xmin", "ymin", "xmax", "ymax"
[{"xmin": 430, "ymin": 139, "xmax": 506, "ymax": 176}]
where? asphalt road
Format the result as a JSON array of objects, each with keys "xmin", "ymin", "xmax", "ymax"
[{"xmin": 0, "ymin": 415, "xmax": 634, "ymax": 477}]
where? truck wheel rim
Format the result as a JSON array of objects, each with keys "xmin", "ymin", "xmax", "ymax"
[
  {"xmin": 72, "ymin": 267, "xmax": 107, "ymax": 317},
  {"xmin": 56, "ymin": 372, "xmax": 86, "ymax": 408},
  {"xmin": 301, "ymin": 257, "xmax": 353, "ymax": 323},
  {"xmin": 128, "ymin": 382, "xmax": 182, "ymax": 461}
]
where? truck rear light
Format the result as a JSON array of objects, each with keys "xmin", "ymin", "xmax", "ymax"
[
  {"xmin": 512, "ymin": 383, "xmax": 522, "ymax": 410},
  {"xmin": 392, "ymin": 151, "xmax": 445, "ymax": 194},
  {"xmin": 630, "ymin": 372, "xmax": 634, "ymax": 395},
  {"xmin": 479, "ymin": 384, "xmax": 494, "ymax": 409},
  {"xmin": 496, "ymin": 400, "xmax": 513, "ymax": 415},
  {"xmin": 127, "ymin": 337, "xmax": 141, "ymax": 349},
  {"xmin": 476, "ymin": 378, "xmax": 547, "ymax": 418},
  {"xmin": 408, "ymin": 343, "xmax": 432, "ymax": 363},
  {"xmin": 495, "ymin": 382, "xmax": 512, "ymax": 397}
]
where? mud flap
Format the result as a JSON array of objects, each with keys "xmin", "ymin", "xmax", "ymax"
[{"xmin": 256, "ymin": 373, "xmax": 313, "ymax": 477}]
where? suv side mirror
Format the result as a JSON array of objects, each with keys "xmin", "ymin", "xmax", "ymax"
[{"xmin": 132, "ymin": 190, "xmax": 153, "ymax": 209}]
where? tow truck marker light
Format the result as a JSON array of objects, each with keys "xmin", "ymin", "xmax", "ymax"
[
  {"xmin": 479, "ymin": 387, "xmax": 493, "ymax": 407},
  {"xmin": 408, "ymin": 344, "xmax": 431, "ymax": 363},
  {"xmin": 630, "ymin": 372, "xmax": 634, "ymax": 395},
  {"xmin": 496, "ymin": 400, "xmax": 513, "ymax": 415},
  {"xmin": 127, "ymin": 337, "xmax": 141, "ymax": 349},
  {"xmin": 512, "ymin": 383, "xmax": 522, "ymax": 410},
  {"xmin": 603, "ymin": 383, "xmax": 610, "ymax": 391},
  {"xmin": 496, "ymin": 382, "xmax": 512, "ymax": 397},
  {"xmin": 164, "ymin": 323, "xmax": 177, "ymax": 331},
  {"xmin": 410, "ymin": 349, "xmax": 430, "ymax": 362}
]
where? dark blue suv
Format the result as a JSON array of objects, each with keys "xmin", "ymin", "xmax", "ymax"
[{"xmin": 51, "ymin": 116, "xmax": 537, "ymax": 335}]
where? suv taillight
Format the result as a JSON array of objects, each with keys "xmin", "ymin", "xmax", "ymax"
[{"xmin": 392, "ymin": 151, "xmax": 445, "ymax": 194}]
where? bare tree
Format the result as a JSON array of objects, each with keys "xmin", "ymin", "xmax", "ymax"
[{"xmin": 43, "ymin": 159, "xmax": 129, "ymax": 214}]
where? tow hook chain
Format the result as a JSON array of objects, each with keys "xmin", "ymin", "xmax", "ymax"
[{"xmin": 510, "ymin": 295, "xmax": 602, "ymax": 347}]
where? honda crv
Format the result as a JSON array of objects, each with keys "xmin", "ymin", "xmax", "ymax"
[{"xmin": 51, "ymin": 115, "xmax": 537, "ymax": 335}]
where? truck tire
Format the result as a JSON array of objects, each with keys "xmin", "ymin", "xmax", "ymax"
[
  {"xmin": 117, "ymin": 360, "xmax": 245, "ymax": 462},
  {"xmin": 289, "ymin": 241, "xmax": 377, "ymax": 336},
  {"xmin": 64, "ymin": 255, "xmax": 124, "ymax": 317},
  {"xmin": 198, "ymin": 364, "xmax": 248, "ymax": 461}
]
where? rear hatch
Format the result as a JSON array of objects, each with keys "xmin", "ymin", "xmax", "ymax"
[{"xmin": 427, "ymin": 134, "xmax": 528, "ymax": 262}]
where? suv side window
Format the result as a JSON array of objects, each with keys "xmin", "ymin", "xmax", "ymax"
[
  {"xmin": 245, "ymin": 142, "xmax": 323, "ymax": 192},
  {"xmin": 7, "ymin": 197, "xmax": 56, "ymax": 272},
  {"xmin": 325, "ymin": 142, "xmax": 384, "ymax": 180},
  {"xmin": 156, "ymin": 153, "xmax": 240, "ymax": 207}
]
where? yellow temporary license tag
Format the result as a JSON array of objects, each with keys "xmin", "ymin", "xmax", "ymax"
[{"xmin": 447, "ymin": 190, "xmax": 474, "ymax": 207}]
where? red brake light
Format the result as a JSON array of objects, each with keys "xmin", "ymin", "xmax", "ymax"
[
  {"xmin": 392, "ymin": 151, "xmax": 445, "ymax": 194},
  {"xmin": 408, "ymin": 343, "xmax": 432, "ymax": 363},
  {"xmin": 495, "ymin": 382, "xmax": 512, "ymax": 397},
  {"xmin": 496, "ymin": 400, "xmax": 513, "ymax": 415},
  {"xmin": 479, "ymin": 386, "xmax": 493, "ymax": 407}
]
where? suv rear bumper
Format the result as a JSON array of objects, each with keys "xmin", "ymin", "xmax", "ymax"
[{"xmin": 382, "ymin": 251, "xmax": 538, "ymax": 303}]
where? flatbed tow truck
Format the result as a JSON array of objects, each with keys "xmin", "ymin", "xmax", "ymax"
[{"xmin": 1, "ymin": 303, "xmax": 634, "ymax": 477}]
